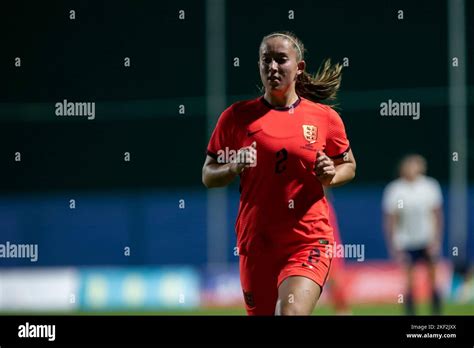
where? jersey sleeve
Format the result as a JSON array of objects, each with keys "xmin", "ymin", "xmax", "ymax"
[
  {"xmin": 206, "ymin": 105, "xmax": 237, "ymax": 161},
  {"xmin": 326, "ymin": 108, "xmax": 351, "ymax": 159}
]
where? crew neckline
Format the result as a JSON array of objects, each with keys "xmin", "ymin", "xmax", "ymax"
[{"xmin": 260, "ymin": 95, "xmax": 302, "ymax": 111}]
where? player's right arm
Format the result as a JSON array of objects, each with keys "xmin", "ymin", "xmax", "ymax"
[
  {"xmin": 383, "ymin": 211, "xmax": 398, "ymax": 257},
  {"xmin": 382, "ymin": 183, "xmax": 402, "ymax": 261},
  {"xmin": 428, "ymin": 179, "xmax": 444, "ymax": 257},
  {"xmin": 203, "ymin": 104, "xmax": 257, "ymax": 188},
  {"xmin": 202, "ymin": 142, "xmax": 256, "ymax": 188},
  {"xmin": 202, "ymin": 155, "xmax": 238, "ymax": 188}
]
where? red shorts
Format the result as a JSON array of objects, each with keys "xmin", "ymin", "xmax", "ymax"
[
  {"xmin": 327, "ymin": 200, "xmax": 345, "ymax": 279},
  {"xmin": 239, "ymin": 240, "xmax": 333, "ymax": 315}
]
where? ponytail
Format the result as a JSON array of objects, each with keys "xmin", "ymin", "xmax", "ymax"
[{"xmin": 296, "ymin": 59, "xmax": 342, "ymax": 103}]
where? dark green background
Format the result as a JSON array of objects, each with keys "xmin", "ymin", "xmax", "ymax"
[{"xmin": 1, "ymin": 0, "xmax": 472, "ymax": 193}]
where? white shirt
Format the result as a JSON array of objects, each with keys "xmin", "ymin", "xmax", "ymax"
[{"xmin": 382, "ymin": 175, "xmax": 442, "ymax": 251}]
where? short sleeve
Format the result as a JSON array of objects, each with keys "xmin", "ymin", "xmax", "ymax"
[
  {"xmin": 382, "ymin": 183, "xmax": 398, "ymax": 214},
  {"xmin": 326, "ymin": 108, "xmax": 350, "ymax": 159},
  {"xmin": 206, "ymin": 105, "xmax": 237, "ymax": 160}
]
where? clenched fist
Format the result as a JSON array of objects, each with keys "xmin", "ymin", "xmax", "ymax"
[
  {"xmin": 229, "ymin": 141, "xmax": 257, "ymax": 175},
  {"xmin": 314, "ymin": 150, "xmax": 336, "ymax": 186}
]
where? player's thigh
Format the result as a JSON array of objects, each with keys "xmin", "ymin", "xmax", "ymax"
[
  {"xmin": 275, "ymin": 275, "xmax": 321, "ymax": 315},
  {"xmin": 403, "ymin": 259, "xmax": 415, "ymax": 282},
  {"xmin": 422, "ymin": 249, "xmax": 438, "ymax": 281},
  {"xmin": 403, "ymin": 250, "xmax": 419, "ymax": 276},
  {"xmin": 239, "ymin": 253, "xmax": 279, "ymax": 315},
  {"xmin": 274, "ymin": 244, "xmax": 332, "ymax": 315}
]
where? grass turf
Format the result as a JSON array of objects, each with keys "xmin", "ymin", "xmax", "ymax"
[{"xmin": 2, "ymin": 303, "xmax": 473, "ymax": 316}]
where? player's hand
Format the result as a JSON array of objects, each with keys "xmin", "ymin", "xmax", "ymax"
[
  {"xmin": 315, "ymin": 151, "xmax": 336, "ymax": 186},
  {"xmin": 229, "ymin": 141, "xmax": 257, "ymax": 175}
]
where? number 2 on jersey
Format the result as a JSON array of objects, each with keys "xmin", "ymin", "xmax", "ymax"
[{"xmin": 275, "ymin": 148, "xmax": 288, "ymax": 174}]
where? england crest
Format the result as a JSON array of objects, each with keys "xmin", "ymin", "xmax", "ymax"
[{"xmin": 302, "ymin": 125, "xmax": 317, "ymax": 144}]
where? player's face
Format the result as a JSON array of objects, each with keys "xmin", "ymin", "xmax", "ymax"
[
  {"xmin": 401, "ymin": 158, "xmax": 424, "ymax": 180},
  {"xmin": 259, "ymin": 37, "xmax": 304, "ymax": 94}
]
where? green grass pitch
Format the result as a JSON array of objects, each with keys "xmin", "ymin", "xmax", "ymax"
[{"xmin": 3, "ymin": 302, "xmax": 473, "ymax": 316}]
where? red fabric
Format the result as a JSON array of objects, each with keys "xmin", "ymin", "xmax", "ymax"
[
  {"xmin": 207, "ymin": 96, "xmax": 350, "ymax": 315},
  {"xmin": 240, "ymin": 241, "xmax": 333, "ymax": 315},
  {"xmin": 328, "ymin": 200, "xmax": 345, "ymax": 270},
  {"xmin": 326, "ymin": 199, "xmax": 349, "ymax": 312},
  {"xmin": 207, "ymin": 97, "xmax": 350, "ymax": 255}
]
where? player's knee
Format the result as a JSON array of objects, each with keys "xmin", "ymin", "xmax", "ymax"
[{"xmin": 277, "ymin": 302, "xmax": 306, "ymax": 316}]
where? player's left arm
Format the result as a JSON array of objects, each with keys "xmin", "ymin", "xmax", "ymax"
[
  {"xmin": 315, "ymin": 149, "xmax": 356, "ymax": 187},
  {"xmin": 428, "ymin": 181, "xmax": 444, "ymax": 257},
  {"xmin": 318, "ymin": 107, "xmax": 356, "ymax": 187},
  {"xmin": 433, "ymin": 206, "xmax": 444, "ymax": 252},
  {"xmin": 433, "ymin": 206, "xmax": 444, "ymax": 239}
]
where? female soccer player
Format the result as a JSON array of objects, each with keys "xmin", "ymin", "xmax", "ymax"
[{"xmin": 202, "ymin": 31, "xmax": 356, "ymax": 315}]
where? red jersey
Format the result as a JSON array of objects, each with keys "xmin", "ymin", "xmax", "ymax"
[{"xmin": 207, "ymin": 96, "xmax": 350, "ymax": 256}]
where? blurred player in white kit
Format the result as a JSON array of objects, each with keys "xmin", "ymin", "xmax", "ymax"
[{"xmin": 382, "ymin": 154, "xmax": 444, "ymax": 315}]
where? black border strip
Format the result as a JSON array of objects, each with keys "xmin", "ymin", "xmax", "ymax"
[{"xmin": 1, "ymin": 315, "xmax": 472, "ymax": 345}]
